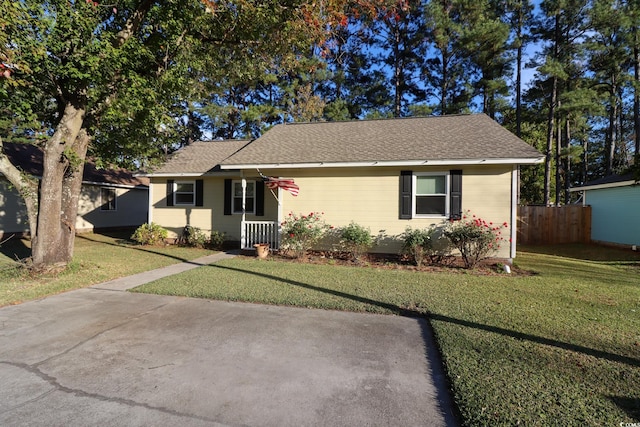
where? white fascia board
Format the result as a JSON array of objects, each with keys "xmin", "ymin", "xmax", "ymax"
[
  {"xmin": 569, "ymin": 180, "xmax": 636, "ymax": 192},
  {"xmin": 140, "ymin": 172, "xmax": 203, "ymax": 177},
  {"xmin": 220, "ymin": 157, "xmax": 545, "ymax": 170}
]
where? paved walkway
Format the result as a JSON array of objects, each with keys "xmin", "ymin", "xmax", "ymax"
[
  {"xmin": 91, "ymin": 251, "xmax": 240, "ymax": 291},
  {"xmin": 0, "ymin": 251, "xmax": 459, "ymax": 426}
]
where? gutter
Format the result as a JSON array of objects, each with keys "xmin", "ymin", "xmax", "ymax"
[{"xmin": 219, "ymin": 157, "xmax": 545, "ymax": 170}]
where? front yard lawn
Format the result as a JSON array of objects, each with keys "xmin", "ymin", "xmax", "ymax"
[
  {"xmin": 133, "ymin": 245, "xmax": 640, "ymax": 426},
  {"xmin": 0, "ymin": 232, "xmax": 216, "ymax": 307}
]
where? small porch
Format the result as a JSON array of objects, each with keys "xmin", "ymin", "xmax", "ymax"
[
  {"xmin": 241, "ymin": 220, "xmax": 280, "ymax": 250},
  {"xmin": 237, "ymin": 174, "xmax": 286, "ymax": 251}
]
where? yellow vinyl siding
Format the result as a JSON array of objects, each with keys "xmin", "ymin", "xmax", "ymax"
[
  {"xmin": 149, "ymin": 166, "xmax": 514, "ymax": 258},
  {"xmin": 263, "ymin": 166, "xmax": 513, "ymax": 257},
  {"xmin": 150, "ymin": 177, "xmax": 278, "ymax": 242}
]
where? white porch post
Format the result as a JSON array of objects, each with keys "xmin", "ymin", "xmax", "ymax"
[
  {"xmin": 277, "ymin": 186, "xmax": 283, "ymax": 248},
  {"xmin": 147, "ymin": 182, "xmax": 153, "ymax": 224},
  {"xmin": 240, "ymin": 173, "xmax": 247, "ymax": 249}
]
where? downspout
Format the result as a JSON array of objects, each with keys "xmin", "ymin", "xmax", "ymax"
[{"xmin": 510, "ymin": 165, "xmax": 518, "ymax": 261}]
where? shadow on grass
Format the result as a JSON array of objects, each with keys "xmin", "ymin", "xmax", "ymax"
[
  {"xmin": 609, "ymin": 396, "xmax": 640, "ymax": 421},
  {"xmin": 0, "ymin": 235, "xmax": 31, "ymax": 263},
  {"xmin": 209, "ymin": 263, "xmax": 640, "ymax": 371},
  {"xmin": 75, "ymin": 233, "xmax": 214, "ymax": 266},
  {"xmin": 519, "ymin": 243, "xmax": 640, "ymax": 263}
]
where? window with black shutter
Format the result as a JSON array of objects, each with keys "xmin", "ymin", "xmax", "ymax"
[{"xmin": 399, "ymin": 170, "xmax": 462, "ymax": 219}]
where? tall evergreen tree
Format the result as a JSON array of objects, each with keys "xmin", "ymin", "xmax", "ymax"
[
  {"xmin": 458, "ymin": 0, "xmax": 512, "ymax": 118},
  {"xmin": 368, "ymin": 0, "xmax": 427, "ymax": 117},
  {"xmin": 423, "ymin": 0, "xmax": 472, "ymax": 115},
  {"xmin": 533, "ymin": 0, "xmax": 588, "ymax": 204},
  {"xmin": 320, "ymin": 22, "xmax": 392, "ymax": 120},
  {"xmin": 587, "ymin": 0, "xmax": 633, "ymax": 176}
]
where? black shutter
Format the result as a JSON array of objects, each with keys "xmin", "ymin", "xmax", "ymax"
[
  {"xmin": 255, "ymin": 180, "xmax": 265, "ymax": 216},
  {"xmin": 195, "ymin": 179, "xmax": 204, "ymax": 207},
  {"xmin": 450, "ymin": 169, "xmax": 462, "ymax": 220},
  {"xmin": 399, "ymin": 170, "xmax": 412, "ymax": 219},
  {"xmin": 166, "ymin": 179, "xmax": 174, "ymax": 207},
  {"xmin": 223, "ymin": 179, "xmax": 232, "ymax": 215}
]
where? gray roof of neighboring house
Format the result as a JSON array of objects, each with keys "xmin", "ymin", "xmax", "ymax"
[
  {"xmin": 1, "ymin": 143, "xmax": 149, "ymax": 188},
  {"xmin": 220, "ymin": 114, "xmax": 543, "ymax": 168},
  {"xmin": 147, "ymin": 140, "xmax": 251, "ymax": 176},
  {"xmin": 570, "ymin": 172, "xmax": 638, "ymax": 191}
]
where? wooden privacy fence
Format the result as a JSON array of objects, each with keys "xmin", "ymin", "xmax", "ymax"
[{"xmin": 517, "ymin": 205, "xmax": 592, "ymax": 245}]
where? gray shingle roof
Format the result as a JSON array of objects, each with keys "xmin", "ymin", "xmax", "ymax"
[
  {"xmin": 149, "ymin": 140, "xmax": 251, "ymax": 175},
  {"xmin": 2, "ymin": 143, "xmax": 149, "ymax": 187},
  {"xmin": 221, "ymin": 114, "xmax": 542, "ymax": 167},
  {"xmin": 570, "ymin": 173, "xmax": 638, "ymax": 191}
]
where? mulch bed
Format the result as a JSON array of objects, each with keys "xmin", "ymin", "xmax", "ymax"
[{"xmin": 245, "ymin": 250, "xmax": 535, "ymax": 276}]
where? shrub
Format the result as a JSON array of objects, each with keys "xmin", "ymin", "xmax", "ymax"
[
  {"xmin": 209, "ymin": 230, "xmax": 226, "ymax": 249},
  {"xmin": 280, "ymin": 212, "xmax": 331, "ymax": 258},
  {"xmin": 131, "ymin": 223, "xmax": 168, "ymax": 246},
  {"xmin": 181, "ymin": 225, "xmax": 208, "ymax": 248},
  {"xmin": 443, "ymin": 212, "xmax": 508, "ymax": 269},
  {"xmin": 401, "ymin": 226, "xmax": 451, "ymax": 267},
  {"xmin": 339, "ymin": 222, "xmax": 374, "ymax": 261}
]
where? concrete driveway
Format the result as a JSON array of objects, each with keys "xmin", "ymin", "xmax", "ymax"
[{"xmin": 0, "ymin": 285, "xmax": 457, "ymax": 426}]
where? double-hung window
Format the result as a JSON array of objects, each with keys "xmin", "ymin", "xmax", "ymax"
[
  {"xmin": 174, "ymin": 181, "xmax": 195, "ymax": 205},
  {"xmin": 414, "ymin": 172, "xmax": 449, "ymax": 217},
  {"xmin": 232, "ymin": 180, "xmax": 255, "ymax": 214},
  {"xmin": 100, "ymin": 187, "xmax": 117, "ymax": 211}
]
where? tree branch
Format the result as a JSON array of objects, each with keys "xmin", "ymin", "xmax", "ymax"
[{"xmin": 115, "ymin": 0, "xmax": 155, "ymax": 48}]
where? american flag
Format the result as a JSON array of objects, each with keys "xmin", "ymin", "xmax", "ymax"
[{"xmin": 263, "ymin": 176, "xmax": 299, "ymax": 196}]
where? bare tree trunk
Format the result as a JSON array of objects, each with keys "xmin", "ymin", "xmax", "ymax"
[
  {"xmin": 393, "ymin": 26, "xmax": 402, "ymax": 118},
  {"xmin": 60, "ymin": 129, "xmax": 90, "ymax": 260},
  {"xmin": 544, "ymin": 75, "xmax": 557, "ymax": 206},
  {"xmin": 544, "ymin": 14, "xmax": 560, "ymax": 206},
  {"xmin": 516, "ymin": 37, "xmax": 522, "ymax": 137},
  {"xmin": 564, "ymin": 119, "xmax": 571, "ymax": 204},
  {"xmin": 31, "ymin": 102, "xmax": 86, "ymax": 269},
  {"xmin": 606, "ymin": 85, "xmax": 617, "ymax": 176},
  {"xmin": 555, "ymin": 102, "xmax": 562, "ymax": 206},
  {"xmin": 515, "ymin": 0, "xmax": 525, "ymax": 137},
  {"xmin": 441, "ymin": 51, "xmax": 449, "ymax": 114},
  {"xmin": 634, "ymin": 32, "xmax": 640, "ymax": 157},
  {"xmin": 582, "ymin": 136, "xmax": 588, "ymax": 184}
]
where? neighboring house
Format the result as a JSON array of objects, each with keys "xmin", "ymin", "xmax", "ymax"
[
  {"xmin": 570, "ymin": 173, "xmax": 640, "ymax": 248},
  {"xmin": 145, "ymin": 114, "xmax": 543, "ymax": 259},
  {"xmin": 0, "ymin": 143, "xmax": 149, "ymax": 237}
]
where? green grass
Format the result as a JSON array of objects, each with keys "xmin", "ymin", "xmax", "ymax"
[
  {"xmin": 133, "ymin": 244, "xmax": 640, "ymax": 426},
  {"xmin": 0, "ymin": 232, "xmax": 216, "ymax": 307}
]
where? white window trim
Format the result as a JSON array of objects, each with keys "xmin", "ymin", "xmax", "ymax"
[
  {"xmin": 174, "ymin": 180, "xmax": 196, "ymax": 206},
  {"xmin": 232, "ymin": 179, "xmax": 256, "ymax": 215},
  {"xmin": 100, "ymin": 187, "xmax": 117, "ymax": 211},
  {"xmin": 413, "ymin": 172, "xmax": 450, "ymax": 218}
]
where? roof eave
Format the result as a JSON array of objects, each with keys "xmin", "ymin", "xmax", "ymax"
[
  {"xmin": 140, "ymin": 170, "xmax": 242, "ymax": 178},
  {"xmin": 81, "ymin": 180, "xmax": 148, "ymax": 189},
  {"xmin": 569, "ymin": 180, "xmax": 637, "ymax": 192},
  {"xmin": 220, "ymin": 157, "xmax": 545, "ymax": 170}
]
